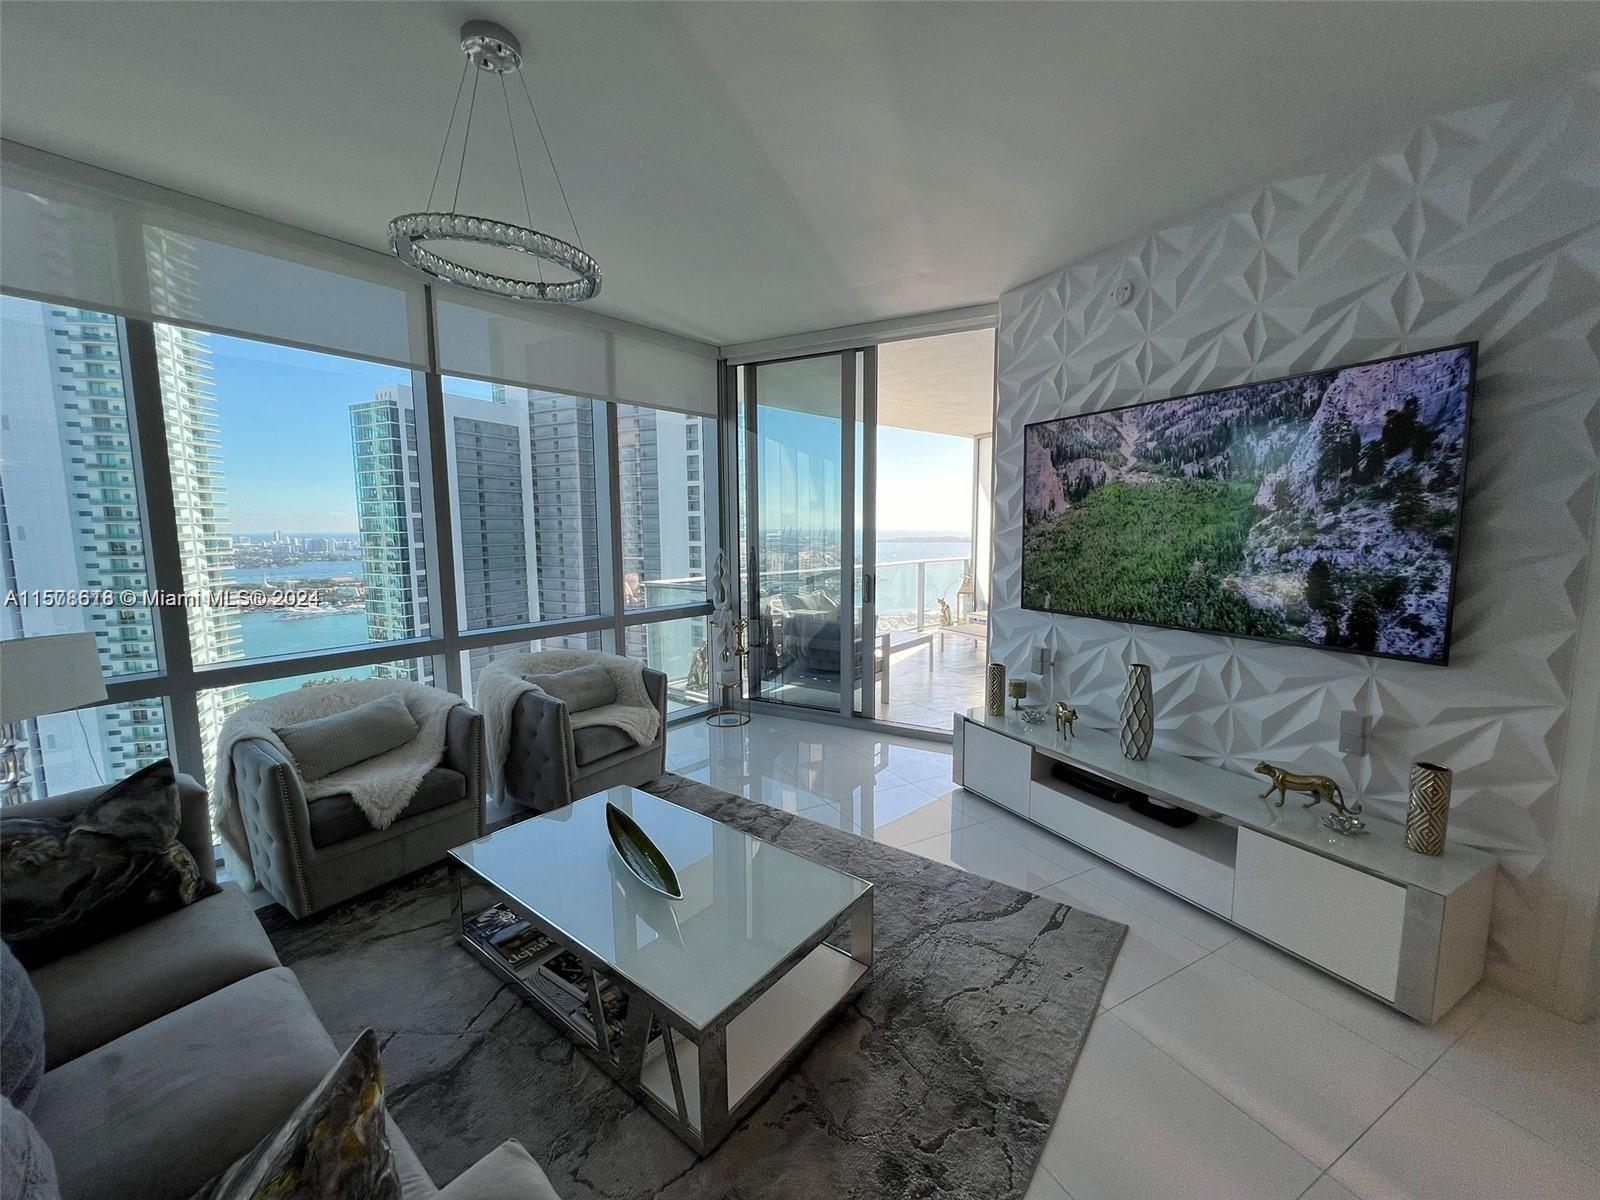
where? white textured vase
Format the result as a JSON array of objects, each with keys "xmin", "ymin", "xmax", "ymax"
[{"xmin": 1119, "ymin": 664, "xmax": 1154, "ymax": 760}]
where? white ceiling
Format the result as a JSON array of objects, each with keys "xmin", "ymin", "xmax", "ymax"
[{"xmin": 2, "ymin": 3, "xmax": 1596, "ymax": 346}]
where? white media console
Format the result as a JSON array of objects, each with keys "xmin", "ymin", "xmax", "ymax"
[{"xmin": 952, "ymin": 707, "xmax": 1497, "ymax": 1023}]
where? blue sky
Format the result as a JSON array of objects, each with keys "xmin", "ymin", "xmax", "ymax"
[
  {"xmin": 209, "ymin": 334, "xmax": 408, "ymax": 533},
  {"xmin": 210, "ymin": 334, "xmax": 972, "ymax": 537}
]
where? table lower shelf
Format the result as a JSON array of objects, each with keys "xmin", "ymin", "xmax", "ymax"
[{"xmin": 640, "ymin": 944, "xmax": 870, "ymax": 1133}]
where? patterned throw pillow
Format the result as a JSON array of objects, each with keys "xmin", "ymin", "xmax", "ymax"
[
  {"xmin": 0, "ymin": 944, "xmax": 45, "ymax": 1112},
  {"xmin": 0, "ymin": 758, "xmax": 217, "ymax": 968},
  {"xmin": 190, "ymin": 1029, "xmax": 399, "ymax": 1200}
]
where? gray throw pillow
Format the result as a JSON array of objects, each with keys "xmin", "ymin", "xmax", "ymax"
[
  {"xmin": 0, "ymin": 759, "xmax": 217, "ymax": 969},
  {"xmin": 437, "ymin": 1139, "xmax": 560, "ymax": 1200},
  {"xmin": 274, "ymin": 694, "xmax": 420, "ymax": 782},
  {"xmin": 526, "ymin": 664, "xmax": 617, "ymax": 713},
  {"xmin": 0, "ymin": 944, "xmax": 44, "ymax": 1113},
  {"xmin": 0, "ymin": 1097, "xmax": 59, "ymax": 1200},
  {"xmin": 189, "ymin": 1029, "xmax": 398, "ymax": 1200}
]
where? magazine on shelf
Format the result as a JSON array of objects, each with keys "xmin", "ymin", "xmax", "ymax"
[{"xmin": 463, "ymin": 904, "xmax": 663, "ymax": 1059}]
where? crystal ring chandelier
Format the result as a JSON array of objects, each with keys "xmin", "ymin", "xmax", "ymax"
[{"xmin": 389, "ymin": 21, "xmax": 600, "ymax": 303}]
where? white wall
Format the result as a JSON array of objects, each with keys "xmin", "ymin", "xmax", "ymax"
[{"xmin": 990, "ymin": 71, "xmax": 1600, "ymax": 1020}]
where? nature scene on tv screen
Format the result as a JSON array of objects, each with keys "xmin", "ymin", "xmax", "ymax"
[{"xmin": 1021, "ymin": 346, "xmax": 1472, "ymax": 663}]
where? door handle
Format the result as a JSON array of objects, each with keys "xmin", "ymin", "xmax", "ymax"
[{"xmin": 862, "ymin": 574, "xmax": 875, "ymax": 605}]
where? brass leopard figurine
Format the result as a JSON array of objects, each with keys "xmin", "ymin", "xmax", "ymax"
[
  {"xmin": 1254, "ymin": 762, "xmax": 1361, "ymax": 817},
  {"xmin": 1054, "ymin": 702, "xmax": 1078, "ymax": 738}
]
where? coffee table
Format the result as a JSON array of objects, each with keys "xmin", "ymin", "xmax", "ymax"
[{"xmin": 448, "ymin": 786, "xmax": 874, "ymax": 1153}]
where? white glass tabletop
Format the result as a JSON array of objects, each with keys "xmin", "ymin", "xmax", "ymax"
[{"xmin": 449, "ymin": 787, "xmax": 870, "ymax": 1030}]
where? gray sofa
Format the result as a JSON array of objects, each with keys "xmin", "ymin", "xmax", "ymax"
[
  {"xmin": 230, "ymin": 701, "xmax": 485, "ymax": 919},
  {"xmin": 13, "ymin": 774, "xmax": 557, "ymax": 1200},
  {"xmin": 503, "ymin": 669, "xmax": 668, "ymax": 813}
]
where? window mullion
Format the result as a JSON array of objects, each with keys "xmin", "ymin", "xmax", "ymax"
[{"xmin": 122, "ymin": 317, "xmax": 205, "ymax": 778}]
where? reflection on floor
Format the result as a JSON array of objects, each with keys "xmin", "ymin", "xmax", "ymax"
[
  {"xmin": 756, "ymin": 626, "xmax": 989, "ymax": 731},
  {"xmin": 665, "ymin": 712, "xmax": 1600, "ymax": 1200}
]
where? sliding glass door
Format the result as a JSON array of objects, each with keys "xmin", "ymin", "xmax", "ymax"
[
  {"xmin": 739, "ymin": 329, "xmax": 994, "ymax": 730},
  {"xmin": 747, "ymin": 354, "xmax": 851, "ymax": 710}
]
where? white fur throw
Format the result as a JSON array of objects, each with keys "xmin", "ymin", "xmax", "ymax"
[
  {"xmin": 213, "ymin": 679, "xmax": 459, "ymax": 890},
  {"xmin": 477, "ymin": 651, "xmax": 661, "ymax": 801}
]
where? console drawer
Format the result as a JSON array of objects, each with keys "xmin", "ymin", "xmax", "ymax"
[
  {"xmin": 1029, "ymin": 780, "xmax": 1235, "ymax": 917},
  {"xmin": 1233, "ymin": 829, "xmax": 1406, "ymax": 1000},
  {"xmin": 961, "ymin": 721, "xmax": 1030, "ymax": 815}
]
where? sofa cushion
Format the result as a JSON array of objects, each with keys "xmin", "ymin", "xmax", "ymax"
[
  {"xmin": 191, "ymin": 1029, "xmax": 399, "ymax": 1200},
  {"xmin": 1, "ymin": 943, "xmax": 44, "ymax": 1112},
  {"xmin": 0, "ymin": 759, "xmax": 217, "ymax": 968},
  {"xmin": 31, "ymin": 967, "xmax": 337, "ymax": 1200},
  {"xmin": 387, "ymin": 1120, "xmax": 438, "ymax": 1200},
  {"xmin": 437, "ymin": 1141, "xmax": 560, "ymax": 1200},
  {"xmin": 526, "ymin": 663, "xmax": 617, "ymax": 713},
  {"xmin": 29, "ymin": 885, "xmax": 280, "ymax": 1069},
  {"xmin": 572, "ymin": 725, "xmax": 635, "ymax": 767},
  {"xmin": 307, "ymin": 767, "xmax": 466, "ymax": 849},
  {"xmin": 275, "ymin": 694, "xmax": 421, "ymax": 783},
  {"xmin": 1, "ymin": 1096, "xmax": 58, "ymax": 1200}
]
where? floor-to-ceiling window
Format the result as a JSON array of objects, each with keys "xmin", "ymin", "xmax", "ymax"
[
  {"xmin": 617, "ymin": 404, "xmax": 715, "ymax": 711},
  {"xmin": 1, "ymin": 289, "xmax": 719, "ymax": 814},
  {"xmin": 155, "ymin": 327, "xmax": 422, "ymax": 678},
  {"xmin": 0, "ymin": 297, "xmax": 172, "ymax": 800}
]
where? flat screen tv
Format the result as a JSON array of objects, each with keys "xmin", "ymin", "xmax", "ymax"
[{"xmin": 1021, "ymin": 343, "xmax": 1475, "ymax": 665}]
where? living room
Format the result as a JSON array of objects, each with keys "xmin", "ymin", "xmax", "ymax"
[{"xmin": 0, "ymin": 4, "xmax": 1596, "ymax": 1200}]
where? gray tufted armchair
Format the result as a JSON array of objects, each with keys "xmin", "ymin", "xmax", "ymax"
[
  {"xmin": 503, "ymin": 669, "xmax": 668, "ymax": 814},
  {"xmin": 230, "ymin": 703, "xmax": 485, "ymax": 919}
]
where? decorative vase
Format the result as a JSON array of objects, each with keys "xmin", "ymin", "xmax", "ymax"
[
  {"xmin": 1119, "ymin": 663, "xmax": 1154, "ymax": 760},
  {"xmin": 985, "ymin": 662, "xmax": 1006, "ymax": 717},
  {"xmin": 1405, "ymin": 762, "xmax": 1452, "ymax": 855}
]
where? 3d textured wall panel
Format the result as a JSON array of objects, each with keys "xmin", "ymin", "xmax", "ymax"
[{"xmin": 991, "ymin": 73, "xmax": 1600, "ymax": 1000}]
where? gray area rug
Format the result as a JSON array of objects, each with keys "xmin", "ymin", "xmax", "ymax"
[{"xmin": 259, "ymin": 775, "xmax": 1125, "ymax": 1199}]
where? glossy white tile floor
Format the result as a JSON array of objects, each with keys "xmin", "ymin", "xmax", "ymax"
[{"xmin": 665, "ymin": 713, "xmax": 1600, "ymax": 1200}]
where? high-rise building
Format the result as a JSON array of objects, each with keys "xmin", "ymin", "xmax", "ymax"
[
  {"xmin": 0, "ymin": 296, "xmax": 242, "ymax": 800},
  {"xmin": 522, "ymin": 389, "xmax": 602, "ymax": 639},
  {"xmin": 350, "ymin": 385, "xmax": 430, "ymax": 681},
  {"xmin": 617, "ymin": 405, "xmax": 708, "ymax": 665},
  {"xmin": 351, "ymin": 384, "xmax": 545, "ymax": 680},
  {"xmin": 346, "ymin": 386, "xmax": 708, "ymax": 689}
]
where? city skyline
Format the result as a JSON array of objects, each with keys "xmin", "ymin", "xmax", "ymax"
[{"xmin": 204, "ymin": 342, "xmax": 976, "ymax": 537}]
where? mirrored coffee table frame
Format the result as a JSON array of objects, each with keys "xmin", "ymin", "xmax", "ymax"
[{"xmin": 448, "ymin": 788, "xmax": 874, "ymax": 1154}]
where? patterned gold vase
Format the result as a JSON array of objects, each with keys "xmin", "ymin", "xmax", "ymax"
[
  {"xmin": 1119, "ymin": 664, "xmax": 1154, "ymax": 760},
  {"xmin": 985, "ymin": 663, "xmax": 1007, "ymax": 717},
  {"xmin": 1405, "ymin": 762, "xmax": 1453, "ymax": 855}
]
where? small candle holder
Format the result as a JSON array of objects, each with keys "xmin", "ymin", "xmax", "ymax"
[{"xmin": 1008, "ymin": 680, "xmax": 1028, "ymax": 710}]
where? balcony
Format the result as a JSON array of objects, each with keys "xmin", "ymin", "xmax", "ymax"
[{"xmin": 644, "ymin": 555, "xmax": 988, "ymax": 731}]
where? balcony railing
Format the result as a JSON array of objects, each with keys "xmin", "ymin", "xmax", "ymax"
[{"xmin": 742, "ymin": 555, "xmax": 977, "ymax": 634}]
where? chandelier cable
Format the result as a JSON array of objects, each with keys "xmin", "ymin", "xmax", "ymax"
[
  {"xmin": 451, "ymin": 64, "xmax": 481, "ymax": 215},
  {"xmin": 519, "ymin": 70, "xmax": 584, "ymax": 251},
  {"xmin": 426, "ymin": 58, "xmax": 472, "ymax": 212},
  {"xmin": 500, "ymin": 74, "xmax": 544, "ymax": 284},
  {"xmin": 390, "ymin": 21, "xmax": 600, "ymax": 304}
]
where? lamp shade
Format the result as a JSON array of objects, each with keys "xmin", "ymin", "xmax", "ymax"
[{"xmin": 0, "ymin": 634, "xmax": 108, "ymax": 723}]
